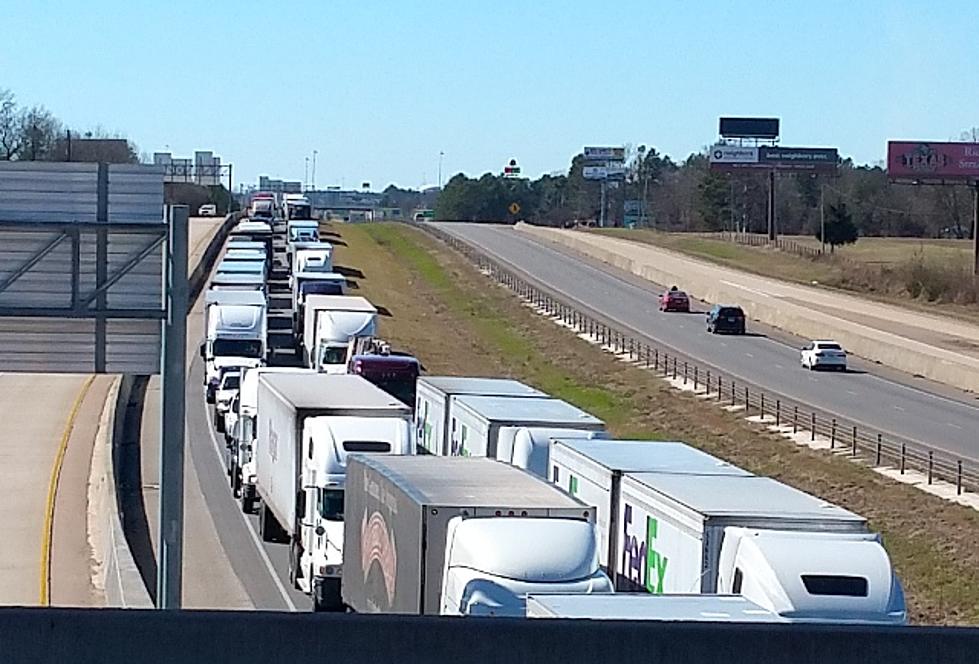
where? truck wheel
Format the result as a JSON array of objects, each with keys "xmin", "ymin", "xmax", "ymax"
[
  {"xmin": 240, "ymin": 488, "xmax": 255, "ymax": 514},
  {"xmin": 215, "ymin": 410, "xmax": 225, "ymax": 433},
  {"xmin": 259, "ymin": 504, "xmax": 277, "ymax": 542},
  {"xmin": 313, "ymin": 577, "xmax": 342, "ymax": 612},
  {"xmin": 288, "ymin": 542, "xmax": 303, "ymax": 590}
]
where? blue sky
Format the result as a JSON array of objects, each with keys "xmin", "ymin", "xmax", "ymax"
[{"xmin": 1, "ymin": 1, "xmax": 976, "ymax": 190}]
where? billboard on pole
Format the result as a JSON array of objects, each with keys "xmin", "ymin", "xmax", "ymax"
[
  {"xmin": 719, "ymin": 117, "xmax": 780, "ymax": 139},
  {"xmin": 887, "ymin": 141, "xmax": 979, "ymax": 182},
  {"xmin": 583, "ymin": 165, "xmax": 626, "ymax": 180},
  {"xmin": 584, "ymin": 147, "xmax": 625, "ymax": 162},
  {"xmin": 709, "ymin": 145, "xmax": 838, "ymax": 173}
]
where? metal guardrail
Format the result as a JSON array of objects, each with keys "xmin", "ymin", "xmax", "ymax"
[{"xmin": 414, "ymin": 222, "xmax": 979, "ymax": 497}]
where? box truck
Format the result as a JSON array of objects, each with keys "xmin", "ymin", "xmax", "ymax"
[
  {"xmin": 302, "ymin": 295, "xmax": 377, "ymax": 371},
  {"xmin": 447, "ymin": 395, "xmax": 605, "ymax": 475},
  {"xmin": 255, "ymin": 373, "xmax": 413, "ymax": 611},
  {"xmin": 615, "ymin": 472, "xmax": 906, "ymax": 624},
  {"xmin": 342, "ymin": 455, "xmax": 613, "ymax": 616},
  {"xmin": 549, "ymin": 439, "xmax": 750, "ymax": 578},
  {"xmin": 201, "ymin": 289, "xmax": 267, "ymax": 401},
  {"xmin": 526, "ymin": 593, "xmax": 785, "ymax": 622},
  {"xmin": 231, "ymin": 366, "xmax": 315, "ymax": 512},
  {"xmin": 414, "ymin": 377, "xmax": 548, "ymax": 456}
]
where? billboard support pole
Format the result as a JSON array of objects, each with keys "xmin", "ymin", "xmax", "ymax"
[
  {"xmin": 973, "ymin": 182, "xmax": 979, "ymax": 276},
  {"xmin": 599, "ymin": 178, "xmax": 607, "ymax": 228},
  {"xmin": 767, "ymin": 170, "xmax": 777, "ymax": 241},
  {"xmin": 820, "ymin": 183, "xmax": 826, "ymax": 255},
  {"xmin": 157, "ymin": 204, "xmax": 189, "ymax": 609}
]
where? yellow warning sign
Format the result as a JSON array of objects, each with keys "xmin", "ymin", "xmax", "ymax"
[{"xmin": 508, "ymin": 202, "xmax": 520, "ymax": 215}]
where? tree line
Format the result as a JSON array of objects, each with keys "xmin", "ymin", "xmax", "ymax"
[
  {"xmin": 0, "ymin": 88, "xmax": 139, "ymax": 163},
  {"xmin": 431, "ymin": 133, "xmax": 979, "ymax": 239}
]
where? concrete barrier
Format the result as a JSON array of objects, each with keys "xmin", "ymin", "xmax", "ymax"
[
  {"xmin": 517, "ymin": 224, "xmax": 979, "ymax": 394},
  {"xmin": 2, "ymin": 607, "xmax": 977, "ymax": 664},
  {"xmin": 86, "ymin": 375, "xmax": 153, "ymax": 608}
]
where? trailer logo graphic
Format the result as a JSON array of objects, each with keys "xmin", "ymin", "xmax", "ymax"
[
  {"xmin": 621, "ymin": 504, "xmax": 668, "ymax": 594},
  {"xmin": 361, "ymin": 511, "xmax": 398, "ymax": 607}
]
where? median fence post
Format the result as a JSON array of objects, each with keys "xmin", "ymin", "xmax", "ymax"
[
  {"xmin": 655, "ymin": 349, "xmax": 660, "ymax": 371},
  {"xmin": 731, "ymin": 380, "xmax": 736, "ymax": 407},
  {"xmin": 830, "ymin": 419, "xmax": 836, "ymax": 449},
  {"xmin": 928, "ymin": 451, "xmax": 934, "ymax": 485},
  {"xmin": 673, "ymin": 356, "xmax": 678, "ymax": 380},
  {"xmin": 875, "ymin": 431, "xmax": 881, "ymax": 465},
  {"xmin": 852, "ymin": 427, "xmax": 858, "ymax": 457},
  {"xmin": 957, "ymin": 461, "xmax": 963, "ymax": 495},
  {"xmin": 717, "ymin": 376, "xmax": 723, "ymax": 402},
  {"xmin": 811, "ymin": 413, "xmax": 816, "ymax": 441},
  {"xmin": 744, "ymin": 387, "xmax": 749, "ymax": 413},
  {"xmin": 694, "ymin": 366, "xmax": 699, "ymax": 391},
  {"xmin": 760, "ymin": 392, "xmax": 765, "ymax": 418},
  {"xmin": 793, "ymin": 406, "xmax": 798, "ymax": 434},
  {"xmin": 645, "ymin": 345, "xmax": 651, "ymax": 368},
  {"xmin": 776, "ymin": 400, "xmax": 781, "ymax": 427},
  {"xmin": 630, "ymin": 338, "xmax": 635, "ymax": 360},
  {"xmin": 683, "ymin": 361, "xmax": 688, "ymax": 385},
  {"xmin": 900, "ymin": 442, "xmax": 906, "ymax": 474}
]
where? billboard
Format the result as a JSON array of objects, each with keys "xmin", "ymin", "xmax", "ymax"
[
  {"xmin": 584, "ymin": 146, "xmax": 625, "ymax": 162},
  {"xmin": 583, "ymin": 165, "xmax": 626, "ymax": 180},
  {"xmin": 887, "ymin": 141, "xmax": 979, "ymax": 182},
  {"xmin": 719, "ymin": 117, "xmax": 780, "ymax": 139},
  {"xmin": 709, "ymin": 145, "xmax": 838, "ymax": 173}
]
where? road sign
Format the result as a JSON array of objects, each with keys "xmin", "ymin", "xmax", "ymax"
[
  {"xmin": 624, "ymin": 199, "xmax": 642, "ymax": 214},
  {"xmin": 583, "ymin": 165, "xmax": 626, "ymax": 180},
  {"xmin": 508, "ymin": 202, "xmax": 521, "ymax": 215}
]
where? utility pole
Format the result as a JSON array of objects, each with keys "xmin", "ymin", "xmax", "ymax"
[
  {"xmin": 729, "ymin": 179, "xmax": 735, "ymax": 239},
  {"xmin": 312, "ymin": 151, "xmax": 317, "ymax": 191},
  {"xmin": 438, "ymin": 151, "xmax": 444, "ymax": 190},
  {"xmin": 820, "ymin": 182, "xmax": 826, "ymax": 255}
]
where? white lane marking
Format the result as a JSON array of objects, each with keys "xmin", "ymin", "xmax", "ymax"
[
  {"xmin": 744, "ymin": 352, "xmax": 754, "ymax": 358},
  {"xmin": 847, "ymin": 390, "xmax": 858, "ymax": 396},
  {"xmin": 774, "ymin": 363, "xmax": 783, "ymax": 369},
  {"xmin": 202, "ymin": 396, "xmax": 298, "ymax": 612},
  {"xmin": 892, "ymin": 405, "xmax": 906, "ymax": 412},
  {"xmin": 947, "ymin": 422, "xmax": 963, "ymax": 429}
]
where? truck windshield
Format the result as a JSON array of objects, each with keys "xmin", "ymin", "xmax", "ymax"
[
  {"xmin": 213, "ymin": 339, "xmax": 263, "ymax": 358},
  {"xmin": 319, "ymin": 345, "xmax": 346, "ymax": 366},
  {"xmin": 221, "ymin": 374, "xmax": 240, "ymax": 390},
  {"xmin": 300, "ymin": 281, "xmax": 343, "ymax": 297},
  {"xmin": 318, "ymin": 488, "xmax": 344, "ymax": 521}
]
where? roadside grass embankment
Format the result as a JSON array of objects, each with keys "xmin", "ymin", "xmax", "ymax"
[
  {"xmin": 332, "ymin": 221, "xmax": 979, "ymax": 625},
  {"xmin": 596, "ymin": 229, "xmax": 979, "ymax": 325}
]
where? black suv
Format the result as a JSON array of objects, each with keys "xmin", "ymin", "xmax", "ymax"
[{"xmin": 707, "ymin": 304, "xmax": 746, "ymax": 334}]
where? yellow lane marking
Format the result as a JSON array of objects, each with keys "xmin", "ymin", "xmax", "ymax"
[{"xmin": 39, "ymin": 375, "xmax": 96, "ymax": 606}]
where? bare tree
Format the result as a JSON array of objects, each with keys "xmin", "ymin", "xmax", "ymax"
[
  {"xmin": 0, "ymin": 88, "xmax": 20, "ymax": 159},
  {"xmin": 19, "ymin": 105, "xmax": 61, "ymax": 160}
]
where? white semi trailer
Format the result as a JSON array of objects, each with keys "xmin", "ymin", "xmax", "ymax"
[
  {"xmin": 414, "ymin": 376, "xmax": 548, "ymax": 456},
  {"xmin": 254, "ymin": 373, "xmax": 413, "ymax": 611},
  {"xmin": 341, "ymin": 455, "xmax": 613, "ymax": 616}
]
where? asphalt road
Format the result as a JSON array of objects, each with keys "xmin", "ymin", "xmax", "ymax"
[{"xmin": 437, "ymin": 223, "xmax": 979, "ymax": 461}]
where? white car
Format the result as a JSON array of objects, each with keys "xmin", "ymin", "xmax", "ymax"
[
  {"xmin": 800, "ymin": 340, "xmax": 847, "ymax": 371},
  {"xmin": 214, "ymin": 370, "xmax": 241, "ymax": 431}
]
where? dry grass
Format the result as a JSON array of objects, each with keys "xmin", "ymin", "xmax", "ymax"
[{"xmin": 332, "ymin": 221, "xmax": 979, "ymax": 625}]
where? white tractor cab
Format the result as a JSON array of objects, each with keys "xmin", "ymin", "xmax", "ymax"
[
  {"xmin": 283, "ymin": 194, "xmax": 313, "ymax": 220},
  {"xmin": 287, "ymin": 220, "xmax": 320, "ymax": 265},
  {"xmin": 213, "ymin": 369, "xmax": 241, "ymax": 431},
  {"xmin": 294, "ymin": 245, "xmax": 334, "ymax": 276},
  {"xmin": 248, "ymin": 197, "xmax": 275, "ymax": 220},
  {"xmin": 202, "ymin": 289, "xmax": 267, "ymax": 402},
  {"xmin": 230, "ymin": 221, "xmax": 273, "ymax": 256}
]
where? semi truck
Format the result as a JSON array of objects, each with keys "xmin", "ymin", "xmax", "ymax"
[
  {"xmin": 446, "ymin": 394, "xmax": 605, "ymax": 475},
  {"xmin": 525, "ymin": 593, "xmax": 785, "ymax": 622},
  {"xmin": 587, "ymin": 463, "xmax": 907, "ymax": 624},
  {"xmin": 347, "ymin": 353, "xmax": 421, "ymax": 407},
  {"xmin": 202, "ymin": 289, "xmax": 267, "ymax": 402},
  {"xmin": 549, "ymin": 439, "xmax": 750, "ymax": 578},
  {"xmin": 255, "ymin": 373, "xmax": 413, "ymax": 611},
  {"xmin": 341, "ymin": 455, "xmax": 613, "ymax": 616},
  {"xmin": 301, "ymin": 295, "xmax": 378, "ymax": 371},
  {"xmin": 283, "ymin": 194, "xmax": 313, "ymax": 220},
  {"xmin": 293, "ymin": 245, "xmax": 334, "ymax": 277},
  {"xmin": 286, "ymin": 219, "xmax": 320, "ymax": 265},
  {"xmin": 414, "ymin": 376, "xmax": 548, "ymax": 456},
  {"xmin": 291, "ymin": 271, "xmax": 347, "ymax": 332},
  {"xmin": 231, "ymin": 366, "xmax": 315, "ymax": 512}
]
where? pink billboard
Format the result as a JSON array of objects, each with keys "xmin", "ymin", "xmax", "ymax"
[{"xmin": 887, "ymin": 141, "xmax": 979, "ymax": 181}]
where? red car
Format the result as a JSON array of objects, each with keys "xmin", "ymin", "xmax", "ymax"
[{"xmin": 659, "ymin": 287, "xmax": 690, "ymax": 312}]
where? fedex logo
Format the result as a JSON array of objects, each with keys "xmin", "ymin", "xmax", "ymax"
[{"xmin": 620, "ymin": 503, "xmax": 668, "ymax": 594}]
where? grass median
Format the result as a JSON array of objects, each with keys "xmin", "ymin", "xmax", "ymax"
[{"xmin": 333, "ymin": 221, "xmax": 979, "ymax": 625}]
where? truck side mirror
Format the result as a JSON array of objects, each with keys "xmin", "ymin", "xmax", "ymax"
[{"xmin": 199, "ymin": 343, "xmax": 205, "ymax": 359}]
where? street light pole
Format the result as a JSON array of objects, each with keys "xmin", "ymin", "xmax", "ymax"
[
  {"xmin": 304, "ymin": 157, "xmax": 309, "ymax": 191},
  {"xmin": 312, "ymin": 150, "xmax": 317, "ymax": 191},
  {"xmin": 438, "ymin": 151, "xmax": 444, "ymax": 190}
]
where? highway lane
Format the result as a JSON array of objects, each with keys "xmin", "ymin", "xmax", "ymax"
[{"xmin": 437, "ymin": 223, "xmax": 979, "ymax": 460}]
